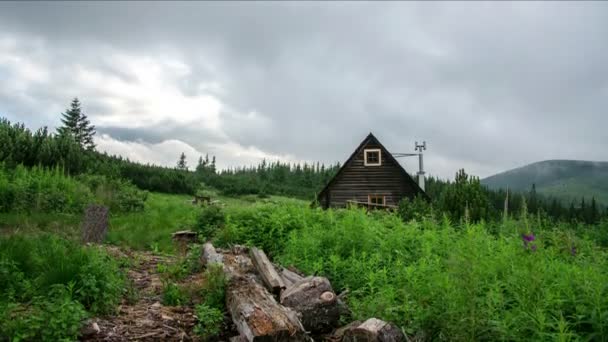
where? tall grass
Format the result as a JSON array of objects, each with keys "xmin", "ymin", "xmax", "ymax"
[
  {"xmin": 106, "ymin": 193, "xmax": 200, "ymax": 252},
  {"xmin": 0, "ymin": 234, "xmax": 125, "ymax": 340},
  {"xmin": 0, "ymin": 164, "xmax": 148, "ymax": 214},
  {"xmin": 216, "ymin": 203, "xmax": 608, "ymax": 341},
  {"xmin": 0, "ymin": 164, "xmax": 93, "ymax": 213}
]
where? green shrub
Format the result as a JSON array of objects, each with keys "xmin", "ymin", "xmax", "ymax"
[
  {"xmin": 77, "ymin": 174, "xmax": 148, "ymax": 213},
  {"xmin": 162, "ymin": 281, "xmax": 187, "ymax": 306},
  {"xmin": 157, "ymin": 261, "xmax": 188, "ymax": 281},
  {"xmin": 201, "ymin": 263, "xmax": 226, "ymax": 310},
  {"xmin": 194, "ymin": 303, "xmax": 224, "ymax": 340},
  {"xmin": 398, "ymin": 194, "xmax": 434, "ymax": 222},
  {"xmin": 0, "ymin": 234, "xmax": 124, "ymax": 315},
  {"xmin": 0, "ymin": 234, "xmax": 125, "ymax": 341},
  {"xmin": 0, "ymin": 165, "xmax": 94, "ymax": 214},
  {"xmin": 195, "ymin": 205, "xmax": 226, "ymax": 240},
  {"xmin": 1, "ymin": 284, "xmax": 88, "ymax": 341},
  {"xmin": 183, "ymin": 243, "xmax": 203, "ymax": 274}
]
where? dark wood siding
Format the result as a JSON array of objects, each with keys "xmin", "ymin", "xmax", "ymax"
[{"xmin": 326, "ymin": 142, "xmax": 419, "ymax": 208}]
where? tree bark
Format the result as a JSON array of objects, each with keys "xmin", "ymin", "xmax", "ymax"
[
  {"xmin": 280, "ymin": 268, "xmax": 304, "ymax": 287},
  {"xmin": 250, "ymin": 247, "xmax": 286, "ymax": 295},
  {"xmin": 280, "ymin": 276, "xmax": 341, "ymax": 333},
  {"xmin": 227, "ymin": 276, "xmax": 309, "ymax": 341},
  {"xmin": 342, "ymin": 318, "xmax": 404, "ymax": 342},
  {"xmin": 202, "ymin": 242, "xmax": 223, "ymax": 265}
]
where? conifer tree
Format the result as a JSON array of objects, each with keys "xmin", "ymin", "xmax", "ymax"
[
  {"xmin": 177, "ymin": 152, "xmax": 188, "ymax": 170},
  {"xmin": 57, "ymin": 98, "xmax": 96, "ymax": 150}
]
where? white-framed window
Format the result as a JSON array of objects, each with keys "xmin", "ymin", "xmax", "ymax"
[
  {"xmin": 364, "ymin": 149, "xmax": 381, "ymax": 166},
  {"xmin": 368, "ymin": 194, "xmax": 385, "ymax": 206}
]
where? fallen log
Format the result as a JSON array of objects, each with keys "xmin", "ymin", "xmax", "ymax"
[
  {"xmin": 280, "ymin": 268, "xmax": 304, "ymax": 287},
  {"xmin": 280, "ymin": 276, "xmax": 341, "ymax": 333},
  {"xmin": 342, "ymin": 318, "xmax": 404, "ymax": 342},
  {"xmin": 250, "ymin": 247, "xmax": 286, "ymax": 295},
  {"xmin": 202, "ymin": 243, "xmax": 309, "ymax": 341},
  {"xmin": 227, "ymin": 276, "xmax": 309, "ymax": 341},
  {"xmin": 202, "ymin": 242, "xmax": 223, "ymax": 265}
]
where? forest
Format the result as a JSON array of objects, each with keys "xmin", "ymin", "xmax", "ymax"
[{"xmin": 1, "ymin": 99, "xmax": 607, "ymax": 341}]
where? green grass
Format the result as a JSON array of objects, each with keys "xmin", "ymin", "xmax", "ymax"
[
  {"xmin": 106, "ymin": 193, "xmax": 199, "ymax": 253},
  {"xmin": 0, "ymin": 234, "xmax": 125, "ymax": 341},
  {"xmin": 106, "ymin": 192, "xmax": 305, "ymax": 253}
]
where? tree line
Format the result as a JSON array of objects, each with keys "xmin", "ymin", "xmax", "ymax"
[
  {"xmin": 410, "ymin": 170, "xmax": 608, "ymax": 225},
  {"xmin": 0, "ymin": 98, "xmax": 340, "ymax": 199},
  {"xmin": 2, "ymin": 97, "xmax": 606, "ymax": 224}
]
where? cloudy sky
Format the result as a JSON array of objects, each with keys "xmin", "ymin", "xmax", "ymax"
[{"xmin": 1, "ymin": 2, "xmax": 607, "ymax": 179}]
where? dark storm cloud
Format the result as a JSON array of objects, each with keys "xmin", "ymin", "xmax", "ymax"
[{"xmin": 1, "ymin": 1, "xmax": 607, "ymax": 178}]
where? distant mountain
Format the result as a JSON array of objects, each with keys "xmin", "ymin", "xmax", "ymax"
[{"xmin": 481, "ymin": 160, "xmax": 608, "ymax": 207}]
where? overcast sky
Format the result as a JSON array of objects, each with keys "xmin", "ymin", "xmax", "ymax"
[{"xmin": 1, "ymin": 1, "xmax": 607, "ymax": 179}]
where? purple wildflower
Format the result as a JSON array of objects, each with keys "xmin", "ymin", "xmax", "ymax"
[
  {"xmin": 521, "ymin": 233, "xmax": 535, "ymax": 242},
  {"xmin": 530, "ymin": 244, "xmax": 537, "ymax": 252}
]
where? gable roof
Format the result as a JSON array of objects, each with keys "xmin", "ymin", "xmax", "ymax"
[{"xmin": 317, "ymin": 133, "xmax": 427, "ymax": 201}]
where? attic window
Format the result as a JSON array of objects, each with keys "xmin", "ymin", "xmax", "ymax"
[
  {"xmin": 368, "ymin": 194, "xmax": 385, "ymax": 206},
  {"xmin": 364, "ymin": 149, "xmax": 381, "ymax": 166}
]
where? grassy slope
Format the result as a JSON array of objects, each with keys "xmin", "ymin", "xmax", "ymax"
[
  {"xmin": 0, "ymin": 192, "xmax": 306, "ymax": 253},
  {"xmin": 481, "ymin": 159, "xmax": 608, "ymax": 206}
]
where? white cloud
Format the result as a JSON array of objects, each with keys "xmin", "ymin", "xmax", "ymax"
[{"xmin": 95, "ymin": 133, "xmax": 302, "ymax": 171}]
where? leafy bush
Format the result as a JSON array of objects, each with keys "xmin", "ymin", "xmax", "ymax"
[
  {"xmin": 183, "ymin": 243, "xmax": 203, "ymax": 274},
  {"xmin": 162, "ymin": 281, "xmax": 187, "ymax": 306},
  {"xmin": 77, "ymin": 174, "xmax": 148, "ymax": 212},
  {"xmin": 0, "ymin": 234, "xmax": 125, "ymax": 340},
  {"xmin": 195, "ymin": 205, "xmax": 226, "ymax": 240},
  {"xmin": 215, "ymin": 203, "xmax": 315, "ymax": 256},
  {"xmin": 1, "ymin": 284, "xmax": 88, "ymax": 341},
  {"xmin": 0, "ymin": 164, "xmax": 93, "ymax": 214},
  {"xmin": 194, "ymin": 303, "xmax": 224, "ymax": 340},
  {"xmin": 201, "ymin": 263, "xmax": 226, "ymax": 310},
  {"xmin": 398, "ymin": 194, "xmax": 434, "ymax": 222}
]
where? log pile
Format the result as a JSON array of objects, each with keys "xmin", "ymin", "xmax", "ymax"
[{"xmin": 202, "ymin": 243, "xmax": 404, "ymax": 342}]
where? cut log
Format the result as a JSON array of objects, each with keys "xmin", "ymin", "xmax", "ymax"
[
  {"xmin": 343, "ymin": 318, "xmax": 404, "ymax": 342},
  {"xmin": 280, "ymin": 268, "xmax": 304, "ymax": 287},
  {"xmin": 280, "ymin": 276, "xmax": 341, "ymax": 333},
  {"xmin": 227, "ymin": 275, "xmax": 309, "ymax": 341},
  {"xmin": 202, "ymin": 242, "xmax": 223, "ymax": 265},
  {"xmin": 202, "ymin": 243, "xmax": 309, "ymax": 341},
  {"xmin": 327, "ymin": 320, "xmax": 363, "ymax": 342},
  {"xmin": 250, "ymin": 247, "xmax": 286, "ymax": 295}
]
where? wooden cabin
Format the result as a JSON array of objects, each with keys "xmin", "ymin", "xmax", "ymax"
[{"xmin": 317, "ymin": 133, "xmax": 426, "ymax": 209}]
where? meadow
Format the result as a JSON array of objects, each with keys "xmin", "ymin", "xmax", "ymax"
[
  {"xmin": 2, "ymin": 178, "xmax": 608, "ymax": 341},
  {"xmin": 1, "ymin": 134, "xmax": 607, "ymax": 340}
]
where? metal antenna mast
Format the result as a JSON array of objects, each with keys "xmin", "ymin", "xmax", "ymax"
[{"xmin": 393, "ymin": 141, "xmax": 427, "ymax": 191}]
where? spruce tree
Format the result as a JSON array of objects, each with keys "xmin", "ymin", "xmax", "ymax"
[
  {"xmin": 177, "ymin": 152, "xmax": 188, "ymax": 170},
  {"xmin": 57, "ymin": 98, "xmax": 96, "ymax": 150}
]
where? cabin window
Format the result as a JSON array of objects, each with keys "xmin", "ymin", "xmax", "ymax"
[
  {"xmin": 364, "ymin": 149, "xmax": 381, "ymax": 166},
  {"xmin": 368, "ymin": 194, "xmax": 385, "ymax": 206}
]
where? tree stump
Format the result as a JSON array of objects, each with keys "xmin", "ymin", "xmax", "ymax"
[
  {"xmin": 81, "ymin": 205, "xmax": 109, "ymax": 244},
  {"xmin": 342, "ymin": 318, "xmax": 404, "ymax": 342},
  {"xmin": 171, "ymin": 230, "xmax": 197, "ymax": 256}
]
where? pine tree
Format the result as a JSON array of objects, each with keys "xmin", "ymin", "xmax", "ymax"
[
  {"xmin": 57, "ymin": 98, "xmax": 96, "ymax": 150},
  {"xmin": 590, "ymin": 197, "xmax": 599, "ymax": 224},
  {"xmin": 177, "ymin": 152, "xmax": 188, "ymax": 170}
]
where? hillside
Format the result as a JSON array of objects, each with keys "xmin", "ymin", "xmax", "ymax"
[{"xmin": 481, "ymin": 160, "xmax": 608, "ymax": 206}]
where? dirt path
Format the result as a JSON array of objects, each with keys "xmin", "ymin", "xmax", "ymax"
[{"xmin": 81, "ymin": 247, "xmax": 203, "ymax": 341}]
